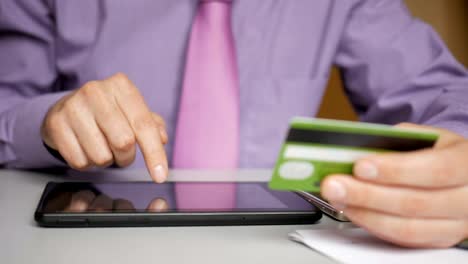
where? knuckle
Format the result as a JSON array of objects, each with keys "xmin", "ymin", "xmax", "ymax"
[
  {"xmin": 47, "ymin": 111, "xmax": 62, "ymax": 126},
  {"xmin": 44, "ymin": 112, "xmax": 64, "ymax": 135},
  {"xmin": 382, "ymin": 163, "xmax": 403, "ymax": 182},
  {"xmin": 116, "ymin": 154, "xmax": 136, "ymax": 168},
  {"xmin": 432, "ymin": 168, "xmax": 449, "ymax": 186},
  {"xmin": 430, "ymin": 159, "xmax": 451, "ymax": 186},
  {"xmin": 111, "ymin": 73, "xmax": 139, "ymax": 97},
  {"xmin": 400, "ymin": 195, "xmax": 429, "ymax": 217},
  {"xmin": 113, "ymin": 134, "xmax": 136, "ymax": 152},
  {"xmin": 80, "ymin": 82, "xmax": 110, "ymax": 104},
  {"xmin": 69, "ymin": 159, "xmax": 90, "ymax": 171},
  {"xmin": 62, "ymin": 97, "xmax": 82, "ymax": 114},
  {"xmin": 92, "ymin": 151, "xmax": 114, "ymax": 167},
  {"xmin": 81, "ymin": 81, "xmax": 100, "ymax": 96},
  {"xmin": 61, "ymin": 98, "xmax": 74, "ymax": 111},
  {"xmin": 152, "ymin": 113, "xmax": 166, "ymax": 127},
  {"xmin": 112, "ymin": 72, "xmax": 132, "ymax": 87},
  {"xmin": 132, "ymin": 115, "xmax": 156, "ymax": 132}
]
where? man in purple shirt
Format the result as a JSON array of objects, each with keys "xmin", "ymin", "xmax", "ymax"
[{"xmin": 1, "ymin": 0, "xmax": 468, "ymax": 248}]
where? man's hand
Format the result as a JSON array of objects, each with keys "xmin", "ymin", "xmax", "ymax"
[
  {"xmin": 41, "ymin": 73, "xmax": 169, "ymax": 183},
  {"xmin": 321, "ymin": 123, "xmax": 468, "ymax": 248}
]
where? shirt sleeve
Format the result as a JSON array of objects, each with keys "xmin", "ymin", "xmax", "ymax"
[
  {"xmin": 334, "ymin": 0, "xmax": 468, "ymax": 138},
  {"xmin": 0, "ymin": 0, "xmax": 71, "ymax": 168}
]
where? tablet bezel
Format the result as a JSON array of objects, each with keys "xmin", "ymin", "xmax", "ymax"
[{"xmin": 35, "ymin": 181, "xmax": 322, "ymax": 227}]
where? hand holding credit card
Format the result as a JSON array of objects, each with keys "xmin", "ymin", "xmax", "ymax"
[{"xmin": 269, "ymin": 118, "xmax": 439, "ymax": 192}]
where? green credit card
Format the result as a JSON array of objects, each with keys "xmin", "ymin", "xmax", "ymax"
[{"xmin": 269, "ymin": 117, "xmax": 439, "ymax": 192}]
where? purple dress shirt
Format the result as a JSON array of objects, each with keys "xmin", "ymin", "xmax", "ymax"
[{"xmin": 1, "ymin": 0, "xmax": 468, "ymax": 170}]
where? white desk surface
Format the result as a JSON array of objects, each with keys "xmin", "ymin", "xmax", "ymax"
[{"xmin": 1, "ymin": 169, "xmax": 352, "ymax": 264}]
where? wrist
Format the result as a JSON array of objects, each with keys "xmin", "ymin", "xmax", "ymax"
[{"xmin": 7, "ymin": 91, "xmax": 71, "ymax": 169}]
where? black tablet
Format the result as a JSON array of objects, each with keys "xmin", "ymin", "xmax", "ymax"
[{"xmin": 34, "ymin": 182, "xmax": 321, "ymax": 227}]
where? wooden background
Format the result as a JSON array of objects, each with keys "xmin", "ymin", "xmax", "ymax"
[{"xmin": 317, "ymin": 0, "xmax": 468, "ymax": 121}]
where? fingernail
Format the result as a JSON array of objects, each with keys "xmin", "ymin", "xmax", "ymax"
[
  {"xmin": 323, "ymin": 180, "xmax": 346, "ymax": 201},
  {"xmin": 354, "ymin": 160, "xmax": 378, "ymax": 179},
  {"xmin": 153, "ymin": 164, "xmax": 167, "ymax": 183}
]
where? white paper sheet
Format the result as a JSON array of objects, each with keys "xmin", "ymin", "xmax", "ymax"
[{"xmin": 290, "ymin": 228, "xmax": 468, "ymax": 264}]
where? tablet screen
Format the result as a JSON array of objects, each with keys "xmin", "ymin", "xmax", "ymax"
[{"xmin": 37, "ymin": 182, "xmax": 317, "ymax": 213}]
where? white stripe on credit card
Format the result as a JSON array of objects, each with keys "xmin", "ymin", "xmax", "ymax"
[{"xmin": 283, "ymin": 145, "xmax": 378, "ymax": 163}]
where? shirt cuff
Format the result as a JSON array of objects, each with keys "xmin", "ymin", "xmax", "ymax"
[{"xmin": 7, "ymin": 91, "xmax": 72, "ymax": 169}]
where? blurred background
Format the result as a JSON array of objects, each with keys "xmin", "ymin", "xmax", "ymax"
[{"xmin": 317, "ymin": 0, "xmax": 468, "ymax": 121}]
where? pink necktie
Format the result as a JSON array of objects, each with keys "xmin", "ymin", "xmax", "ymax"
[{"xmin": 172, "ymin": 0, "xmax": 239, "ymax": 169}]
